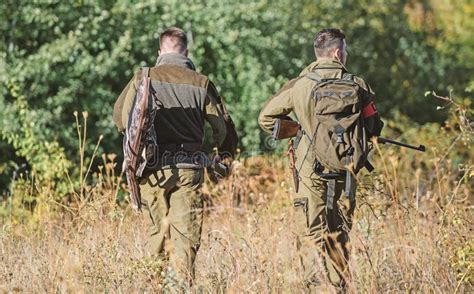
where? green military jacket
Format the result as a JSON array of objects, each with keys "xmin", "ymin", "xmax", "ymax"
[
  {"xmin": 258, "ymin": 58, "xmax": 383, "ymax": 178},
  {"xmin": 113, "ymin": 53, "xmax": 227, "ymax": 148}
]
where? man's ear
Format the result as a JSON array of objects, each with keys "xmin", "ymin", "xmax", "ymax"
[
  {"xmin": 334, "ymin": 48, "xmax": 342, "ymax": 61},
  {"xmin": 158, "ymin": 50, "xmax": 161, "ymax": 56}
]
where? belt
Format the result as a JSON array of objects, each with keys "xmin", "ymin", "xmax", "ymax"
[
  {"xmin": 158, "ymin": 142, "xmax": 202, "ymax": 154},
  {"xmin": 143, "ymin": 142, "xmax": 208, "ymax": 172}
]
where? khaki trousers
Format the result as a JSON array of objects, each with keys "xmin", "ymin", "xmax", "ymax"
[
  {"xmin": 140, "ymin": 168, "xmax": 204, "ymax": 280},
  {"xmin": 295, "ymin": 173, "xmax": 355, "ymax": 287}
]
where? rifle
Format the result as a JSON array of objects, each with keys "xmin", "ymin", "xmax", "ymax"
[
  {"xmin": 124, "ymin": 67, "xmax": 151, "ymax": 212},
  {"xmin": 377, "ymin": 137, "xmax": 426, "ymax": 152},
  {"xmin": 272, "ymin": 118, "xmax": 427, "ymax": 153},
  {"xmin": 272, "ymin": 119, "xmax": 301, "ymax": 192},
  {"xmin": 211, "ymin": 147, "xmax": 230, "ymax": 179},
  {"xmin": 272, "ymin": 119, "xmax": 301, "ymax": 140},
  {"xmin": 286, "ymin": 139, "xmax": 300, "ymax": 193},
  {"xmin": 271, "ymin": 118, "xmax": 426, "ymax": 190}
]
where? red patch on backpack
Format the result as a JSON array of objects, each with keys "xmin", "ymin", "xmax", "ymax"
[{"xmin": 362, "ymin": 101, "xmax": 378, "ymax": 118}]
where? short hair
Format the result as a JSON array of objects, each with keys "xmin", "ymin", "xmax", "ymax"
[
  {"xmin": 313, "ymin": 28, "xmax": 346, "ymax": 58},
  {"xmin": 159, "ymin": 27, "xmax": 187, "ymax": 51}
]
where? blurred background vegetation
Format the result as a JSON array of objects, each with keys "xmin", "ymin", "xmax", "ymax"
[{"xmin": 0, "ymin": 0, "xmax": 473, "ymax": 193}]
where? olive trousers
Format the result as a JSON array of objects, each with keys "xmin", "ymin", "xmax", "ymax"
[
  {"xmin": 295, "ymin": 173, "xmax": 355, "ymax": 287},
  {"xmin": 140, "ymin": 168, "xmax": 204, "ymax": 280}
]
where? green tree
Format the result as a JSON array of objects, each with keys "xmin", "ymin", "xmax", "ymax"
[{"xmin": 0, "ymin": 0, "xmax": 472, "ymax": 191}]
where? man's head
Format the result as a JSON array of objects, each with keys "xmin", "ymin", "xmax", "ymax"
[
  {"xmin": 159, "ymin": 27, "xmax": 188, "ymax": 56},
  {"xmin": 313, "ymin": 28, "xmax": 347, "ymax": 65}
]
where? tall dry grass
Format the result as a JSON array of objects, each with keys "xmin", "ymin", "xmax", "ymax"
[
  {"xmin": 0, "ymin": 95, "xmax": 472, "ymax": 293},
  {"xmin": 1, "ymin": 155, "xmax": 471, "ymax": 293}
]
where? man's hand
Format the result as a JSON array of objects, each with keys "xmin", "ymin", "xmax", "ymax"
[{"xmin": 207, "ymin": 152, "xmax": 232, "ymax": 184}]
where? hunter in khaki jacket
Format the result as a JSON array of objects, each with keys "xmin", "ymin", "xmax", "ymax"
[
  {"xmin": 259, "ymin": 29, "xmax": 383, "ymax": 289},
  {"xmin": 259, "ymin": 58, "xmax": 383, "ymax": 180},
  {"xmin": 113, "ymin": 27, "xmax": 237, "ymax": 284},
  {"xmin": 113, "ymin": 54, "xmax": 227, "ymax": 152}
]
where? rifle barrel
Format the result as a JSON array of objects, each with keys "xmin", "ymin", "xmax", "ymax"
[{"xmin": 378, "ymin": 137, "xmax": 426, "ymax": 152}]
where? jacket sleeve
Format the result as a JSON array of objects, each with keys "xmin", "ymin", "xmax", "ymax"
[
  {"xmin": 204, "ymin": 81, "xmax": 228, "ymax": 147},
  {"xmin": 258, "ymin": 78, "xmax": 299, "ymax": 134},
  {"xmin": 113, "ymin": 72, "xmax": 139, "ymax": 132},
  {"xmin": 207, "ymin": 81, "xmax": 239, "ymax": 157},
  {"xmin": 354, "ymin": 76, "xmax": 384, "ymax": 137}
]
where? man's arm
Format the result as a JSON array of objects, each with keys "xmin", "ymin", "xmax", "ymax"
[
  {"xmin": 204, "ymin": 81, "xmax": 228, "ymax": 147},
  {"xmin": 113, "ymin": 72, "xmax": 139, "ymax": 132},
  {"xmin": 354, "ymin": 76, "xmax": 384, "ymax": 136},
  {"xmin": 258, "ymin": 77, "xmax": 299, "ymax": 133},
  {"xmin": 207, "ymin": 82, "xmax": 238, "ymax": 157}
]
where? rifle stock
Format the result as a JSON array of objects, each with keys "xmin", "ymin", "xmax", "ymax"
[
  {"xmin": 272, "ymin": 119, "xmax": 301, "ymax": 140},
  {"xmin": 272, "ymin": 119, "xmax": 301, "ymax": 192}
]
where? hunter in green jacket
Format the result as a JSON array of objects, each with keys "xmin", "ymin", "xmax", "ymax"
[
  {"xmin": 113, "ymin": 27, "xmax": 237, "ymax": 284},
  {"xmin": 259, "ymin": 28, "xmax": 383, "ymax": 289}
]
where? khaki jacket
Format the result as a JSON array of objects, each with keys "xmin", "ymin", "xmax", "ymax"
[
  {"xmin": 113, "ymin": 53, "xmax": 228, "ymax": 149},
  {"xmin": 258, "ymin": 58, "xmax": 383, "ymax": 178}
]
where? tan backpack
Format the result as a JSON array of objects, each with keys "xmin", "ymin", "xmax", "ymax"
[{"xmin": 305, "ymin": 70, "xmax": 371, "ymax": 208}]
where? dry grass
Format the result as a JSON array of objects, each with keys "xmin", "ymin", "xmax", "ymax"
[
  {"xmin": 0, "ymin": 148, "xmax": 472, "ymax": 293},
  {"xmin": 0, "ymin": 95, "xmax": 472, "ymax": 293}
]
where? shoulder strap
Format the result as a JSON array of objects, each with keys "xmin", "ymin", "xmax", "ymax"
[
  {"xmin": 305, "ymin": 70, "xmax": 351, "ymax": 84},
  {"xmin": 342, "ymin": 72, "xmax": 354, "ymax": 81},
  {"xmin": 142, "ymin": 67, "xmax": 150, "ymax": 79},
  {"xmin": 305, "ymin": 71, "xmax": 339, "ymax": 85},
  {"xmin": 304, "ymin": 71, "xmax": 322, "ymax": 83}
]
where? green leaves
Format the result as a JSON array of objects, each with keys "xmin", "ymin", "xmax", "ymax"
[{"xmin": 0, "ymin": 0, "xmax": 472, "ymax": 189}]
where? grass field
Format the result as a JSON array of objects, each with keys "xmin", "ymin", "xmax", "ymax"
[
  {"xmin": 1, "ymin": 96, "xmax": 472, "ymax": 293},
  {"xmin": 1, "ymin": 147, "xmax": 472, "ymax": 293}
]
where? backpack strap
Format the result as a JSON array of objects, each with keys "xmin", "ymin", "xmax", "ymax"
[
  {"xmin": 306, "ymin": 70, "xmax": 356, "ymax": 87},
  {"xmin": 345, "ymin": 170, "xmax": 356, "ymax": 203},
  {"xmin": 327, "ymin": 179, "xmax": 336, "ymax": 210},
  {"xmin": 305, "ymin": 72, "xmax": 342, "ymax": 93},
  {"xmin": 364, "ymin": 161, "xmax": 374, "ymax": 172},
  {"xmin": 305, "ymin": 73, "xmax": 340, "ymax": 83},
  {"xmin": 304, "ymin": 71, "xmax": 323, "ymax": 83},
  {"xmin": 142, "ymin": 67, "xmax": 150, "ymax": 79},
  {"xmin": 342, "ymin": 72, "xmax": 354, "ymax": 81}
]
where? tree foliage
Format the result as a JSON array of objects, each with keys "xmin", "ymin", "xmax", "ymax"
[{"xmin": 0, "ymin": 0, "xmax": 472, "ymax": 189}]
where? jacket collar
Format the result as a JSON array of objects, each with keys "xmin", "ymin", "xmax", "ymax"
[
  {"xmin": 314, "ymin": 57, "xmax": 347, "ymax": 70},
  {"xmin": 299, "ymin": 58, "xmax": 348, "ymax": 77},
  {"xmin": 156, "ymin": 53, "xmax": 196, "ymax": 70}
]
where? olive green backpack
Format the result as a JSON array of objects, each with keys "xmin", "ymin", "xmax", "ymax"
[{"xmin": 305, "ymin": 70, "xmax": 371, "ymax": 208}]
